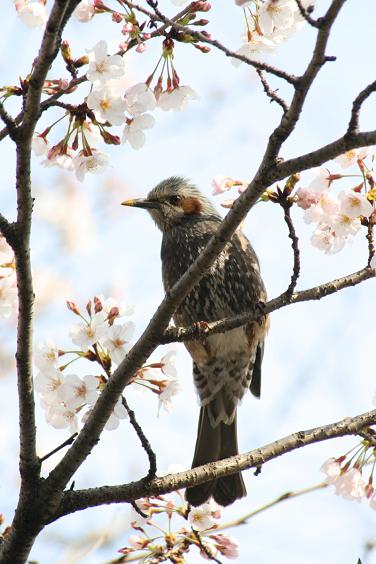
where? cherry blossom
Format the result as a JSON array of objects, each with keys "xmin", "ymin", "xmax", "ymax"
[
  {"xmin": 124, "ymin": 83, "xmax": 157, "ymax": 116},
  {"xmin": 320, "ymin": 458, "xmax": 342, "ymax": 484},
  {"xmin": 158, "ymin": 86, "xmax": 200, "ymax": 112},
  {"xmin": 58, "ymin": 374, "xmax": 98, "ymax": 409},
  {"xmin": 334, "ymin": 468, "xmax": 366, "ymax": 502},
  {"xmin": 158, "ymin": 379, "xmax": 181, "ymax": 413},
  {"xmin": 128, "ymin": 535, "xmax": 150, "ymax": 549},
  {"xmin": 42, "ymin": 149, "xmax": 74, "ymax": 171},
  {"xmin": 34, "ymin": 367, "xmax": 64, "ymax": 402},
  {"xmin": 338, "ymin": 190, "xmax": 373, "ymax": 219},
  {"xmin": 212, "ymin": 534, "xmax": 239, "ymax": 559},
  {"xmin": 105, "ymin": 398, "xmax": 128, "ymax": 430},
  {"xmin": 0, "ymin": 275, "xmax": 17, "ymax": 319},
  {"xmin": 232, "ymin": 35, "xmax": 277, "ymax": 67},
  {"xmin": 86, "ymin": 40, "xmax": 125, "ymax": 84},
  {"xmin": 74, "ymin": 0, "xmax": 95, "ymax": 22},
  {"xmin": 295, "ymin": 187, "xmax": 321, "ymax": 210},
  {"xmin": 160, "ymin": 350, "xmax": 177, "ymax": 378},
  {"xmin": 258, "ymin": 0, "xmax": 296, "ymax": 37},
  {"xmin": 32, "ymin": 134, "xmax": 49, "ymax": 156},
  {"xmin": 308, "ymin": 167, "xmax": 336, "ymax": 192},
  {"xmin": 102, "ymin": 321, "xmax": 136, "ymax": 365},
  {"xmin": 34, "ymin": 339, "xmax": 60, "ymax": 370},
  {"xmin": 310, "ymin": 225, "xmax": 346, "ymax": 255},
  {"xmin": 73, "ymin": 149, "xmax": 110, "ymax": 181},
  {"xmin": 303, "ymin": 192, "xmax": 339, "ymax": 225},
  {"xmin": 334, "ymin": 148, "xmax": 368, "ymax": 168},
  {"xmin": 329, "ymin": 213, "xmax": 360, "ymax": 237},
  {"xmin": 122, "ymin": 114, "xmax": 155, "ymax": 150},
  {"xmin": 45, "ymin": 403, "xmax": 78, "ymax": 433},
  {"xmin": 16, "ymin": 1, "xmax": 48, "ymax": 28},
  {"xmin": 69, "ymin": 313, "xmax": 107, "ymax": 350},
  {"xmin": 87, "ymin": 87, "xmax": 126, "ymax": 125},
  {"xmin": 188, "ymin": 504, "xmax": 216, "ymax": 531}
]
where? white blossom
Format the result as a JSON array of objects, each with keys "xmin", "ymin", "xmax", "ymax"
[
  {"xmin": 86, "ymin": 40, "xmax": 125, "ymax": 84},
  {"xmin": 160, "ymin": 350, "xmax": 177, "ymax": 378},
  {"xmin": 32, "ymin": 134, "xmax": 49, "ymax": 156},
  {"xmin": 45, "ymin": 403, "xmax": 78, "ymax": 433},
  {"xmin": 87, "ymin": 87, "xmax": 126, "ymax": 125},
  {"xmin": 105, "ymin": 398, "xmax": 128, "ymax": 430},
  {"xmin": 188, "ymin": 504, "xmax": 216, "ymax": 531},
  {"xmin": 102, "ymin": 321, "xmax": 135, "ymax": 365},
  {"xmin": 74, "ymin": 0, "xmax": 95, "ymax": 22},
  {"xmin": 58, "ymin": 374, "xmax": 98, "ymax": 409},
  {"xmin": 124, "ymin": 83, "xmax": 157, "ymax": 116},
  {"xmin": 0, "ymin": 275, "xmax": 17, "ymax": 319},
  {"xmin": 158, "ymin": 86, "xmax": 199, "ymax": 112},
  {"xmin": 339, "ymin": 190, "xmax": 373, "ymax": 219},
  {"xmin": 232, "ymin": 36, "xmax": 277, "ymax": 67},
  {"xmin": 334, "ymin": 148, "xmax": 368, "ymax": 168},
  {"xmin": 73, "ymin": 149, "xmax": 110, "ymax": 181},
  {"xmin": 311, "ymin": 225, "xmax": 346, "ymax": 255},
  {"xmin": 17, "ymin": 2, "xmax": 48, "ymax": 28},
  {"xmin": 258, "ymin": 0, "xmax": 296, "ymax": 37},
  {"xmin": 158, "ymin": 379, "xmax": 181, "ymax": 413},
  {"xmin": 122, "ymin": 114, "xmax": 155, "ymax": 150},
  {"xmin": 34, "ymin": 339, "xmax": 60, "ymax": 370},
  {"xmin": 34, "ymin": 368, "xmax": 64, "ymax": 402},
  {"xmin": 69, "ymin": 313, "xmax": 107, "ymax": 351}
]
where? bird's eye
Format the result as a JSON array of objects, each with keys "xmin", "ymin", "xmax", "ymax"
[{"xmin": 168, "ymin": 195, "xmax": 181, "ymax": 206}]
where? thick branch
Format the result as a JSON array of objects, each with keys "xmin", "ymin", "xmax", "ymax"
[
  {"xmin": 160, "ymin": 266, "xmax": 373, "ymax": 344},
  {"xmin": 51, "ymin": 409, "xmax": 376, "ymax": 521}
]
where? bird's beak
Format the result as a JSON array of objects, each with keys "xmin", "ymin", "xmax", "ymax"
[{"xmin": 121, "ymin": 198, "xmax": 159, "ymax": 210}]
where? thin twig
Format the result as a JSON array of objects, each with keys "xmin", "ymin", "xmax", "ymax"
[
  {"xmin": 121, "ymin": 396, "xmax": 157, "ymax": 479},
  {"xmin": 366, "ymin": 221, "xmax": 375, "ymax": 266},
  {"xmin": 193, "ymin": 530, "xmax": 222, "ymax": 564},
  {"xmin": 347, "ymin": 80, "xmax": 376, "ymax": 135},
  {"xmin": 280, "ymin": 200, "xmax": 300, "ymax": 296},
  {"xmin": 216, "ymin": 482, "xmax": 327, "ymax": 530},
  {"xmin": 0, "ymin": 214, "xmax": 17, "ymax": 247},
  {"xmin": 294, "ymin": 0, "xmax": 320, "ymax": 28},
  {"xmin": 256, "ymin": 70, "xmax": 289, "ymax": 113},
  {"xmin": 40, "ymin": 433, "xmax": 78, "ymax": 463},
  {"xmin": 0, "ymin": 101, "xmax": 18, "ymax": 141}
]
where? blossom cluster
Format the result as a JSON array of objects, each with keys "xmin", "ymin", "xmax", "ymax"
[
  {"xmin": 0, "ymin": 237, "xmax": 17, "ymax": 320},
  {"xmin": 34, "ymin": 295, "xmax": 180, "ymax": 432},
  {"xmin": 321, "ymin": 439, "xmax": 376, "ymax": 509},
  {"xmin": 119, "ymin": 492, "xmax": 239, "ymax": 560},
  {"xmin": 212, "ymin": 148, "xmax": 376, "ymax": 256},
  {"xmin": 233, "ymin": 0, "xmax": 315, "ymax": 63},
  {"xmin": 12, "ymin": 0, "xmax": 210, "ymax": 181}
]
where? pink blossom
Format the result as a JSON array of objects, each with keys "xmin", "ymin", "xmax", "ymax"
[
  {"xmin": 58, "ymin": 374, "xmax": 98, "ymax": 409},
  {"xmin": 161, "ymin": 350, "xmax": 177, "ymax": 378},
  {"xmin": 32, "ymin": 134, "xmax": 49, "ymax": 156},
  {"xmin": 334, "ymin": 468, "xmax": 366, "ymax": 502},
  {"xmin": 73, "ymin": 149, "xmax": 110, "ymax": 181},
  {"xmin": 334, "ymin": 148, "xmax": 368, "ymax": 168},
  {"xmin": 74, "ymin": 0, "xmax": 95, "ymax": 22},
  {"xmin": 211, "ymin": 175, "xmax": 240, "ymax": 196},
  {"xmin": 158, "ymin": 379, "xmax": 181, "ymax": 413},
  {"xmin": 128, "ymin": 534, "xmax": 149, "ymax": 549},
  {"xmin": 158, "ymin": 86, "xmax": 199, "ymax": 111},
  {"xmin": 17, "ymin": 2, "xmax": 48, "ymax": 28},
  {"xmin": 295, "ymin": 187, "xmax": 320, "ymax": 210},
  {"xmin": 136, "ymin": 42, "xmax": 146, "ymax": 53},
  {"xmin": 320, "ymin": 458, "xmax": 342, "ymax": 484},
  {"xmin": 188, "ymin": 504, "xmax": 216, "ymax": 531},
  {"xmin": 311, "ymin": 225, "xmax": 346, "ymax": 255},
  {"xmin": 212, "ymin": 534, "xmax": 239, "ymax": 559}
]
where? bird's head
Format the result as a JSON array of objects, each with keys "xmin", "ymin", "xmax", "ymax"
[{"xmin": 121, "ymin": 176, "xmax": 220, "ymax": 231}]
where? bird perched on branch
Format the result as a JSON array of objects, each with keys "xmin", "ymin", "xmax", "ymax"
[{"xmin": 122, "ymin": 177, "xmax": 268, "ymax": 507}]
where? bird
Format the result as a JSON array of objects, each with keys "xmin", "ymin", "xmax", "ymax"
[{"xmin": 122, "ymin": 176, "xmax": 268, "ymax": 507}]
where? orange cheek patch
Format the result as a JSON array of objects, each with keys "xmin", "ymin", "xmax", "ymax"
[{"xmin": 181, "ymin": 197, "xmax": 202, "ymax": 214}]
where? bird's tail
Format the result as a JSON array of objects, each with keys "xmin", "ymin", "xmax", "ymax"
[{"xmin": 185, "ymin": 406, "xmax": 246, "ymax": 507}]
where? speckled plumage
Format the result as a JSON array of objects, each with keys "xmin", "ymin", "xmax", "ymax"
[{"xmin": 123, "ymin": 177, "xmax": 268, "ymax": 507}]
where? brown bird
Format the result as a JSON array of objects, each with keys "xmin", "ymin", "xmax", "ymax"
[{"xmin": 122, "ymin": 177, "xmax": 268, "ymax": 506}]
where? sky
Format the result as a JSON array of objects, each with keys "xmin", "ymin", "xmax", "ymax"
[{"xmin": 0, "ymin": 1, "xmax": 376, "ymax": 563}]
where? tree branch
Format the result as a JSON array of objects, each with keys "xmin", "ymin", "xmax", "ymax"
[
  {"xmin": 51, "ymin": 409, "xmax": 376, "ymax": 521},
  {"xmin": 256, "ymin": 70, "xmax": 289, "ymax": 114},
  {"xmin": 160, "ymin": 266, "xmax": 373, "ymax": 344},
  {"xmin": 0, "ymin": 101, "xmax": 19, "ymax": 142},
  {"xmin": 347, "ymin": 79, "xmax": 376, "ymax": 135}
]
